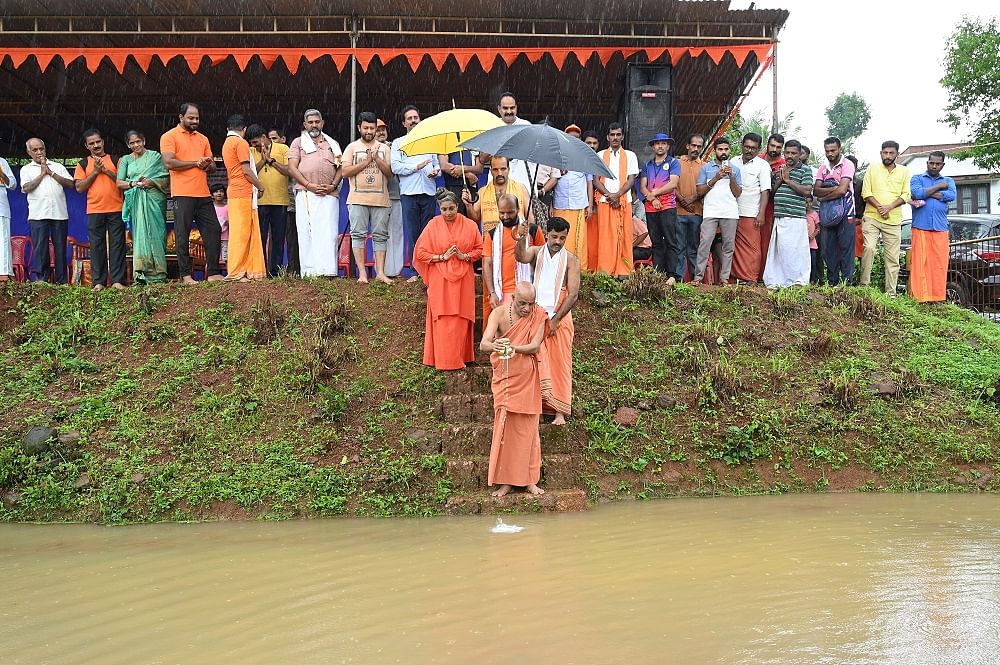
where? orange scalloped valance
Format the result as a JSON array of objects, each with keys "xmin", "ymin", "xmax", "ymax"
[{"xmin": 0, "ymin": 44, "xmax": 773, "ymax": 75}]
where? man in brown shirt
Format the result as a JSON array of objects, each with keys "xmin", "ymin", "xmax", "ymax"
[{"xmin": 675, "ymin": 134, "xmax": 705, "ymax": 281}]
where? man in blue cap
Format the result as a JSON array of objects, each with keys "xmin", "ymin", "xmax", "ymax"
[{"xmin": 639, "ymin": 133, "xmax": 682, "ymax": 282}]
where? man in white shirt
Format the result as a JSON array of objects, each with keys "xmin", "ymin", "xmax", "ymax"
[
  {"xmin": 0, "ymin": 155, "xmax": 17, "ymax": 281},
  {"xmin": 390, "ymin": 104, "xmax": 440, "ymax": 281},
  {"xmin": 729, "ymin": 132, "xmax": 772, "ymax": 283},
  {"xmin": 694, "ymin": 137, "xmax": 743, "ymax": 284},
  {"xmin": 20, "ymin": 138, "xmax": 74, "ymax": 283},
  {"xmin": 592, "ymin": 122, "xmax": 640, "ymax": 276}
]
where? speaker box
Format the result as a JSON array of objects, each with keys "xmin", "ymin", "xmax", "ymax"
[{"xmin": 624, "ymin": 64, "xmax": 673, "ymax": 164}]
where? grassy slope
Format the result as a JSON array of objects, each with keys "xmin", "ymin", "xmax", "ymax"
[{"xmin": 1, "ymin": 271, "xmax": 998, "ymax": 523}]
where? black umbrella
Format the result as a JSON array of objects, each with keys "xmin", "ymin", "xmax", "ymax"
[{"xmin": 459, "ymin": 123, "xmax": 615, "ymax": 182}]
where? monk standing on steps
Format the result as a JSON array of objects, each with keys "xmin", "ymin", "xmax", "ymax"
[
  {"xmin": 516, "ymin": 216, "xmax": 580, "ymax": 426},
  {"xmin": 480, "ymin": 282, "xmax": 549, "ymax": 497}
]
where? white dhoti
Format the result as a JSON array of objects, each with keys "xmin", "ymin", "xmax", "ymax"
[
  {"xmin": 0, "ymin": 215, "xmax": 11, "ymax": 277},
  {"xmin": 296, "ymin": 190, "xmax": 341, "ymax": 277},
  {"xmin": 385, "ymin": 198, "xmax": 404, "ymax": 277},
  {"xmin": 763, "ymin": 216, "xmax": 811, "ymax": 288}
]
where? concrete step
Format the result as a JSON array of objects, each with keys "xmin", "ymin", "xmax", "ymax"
[
  {"xmin": 440, "ymin": 392, "xmax": 494, "ymax": 423},
  {"xmin": 445, "ymin": 488, "xmax": 588, "ymax": 514},
  {"xmin": 441, "ymin": 365, "xmax": 493, "ymax": 396},
  {"xmin": 441, "ymin": 423, "xmax": 574, "ymax": 457},
  {"xmin": 446, "ymin": 454, "xmax": 581, "ymax": 492}
]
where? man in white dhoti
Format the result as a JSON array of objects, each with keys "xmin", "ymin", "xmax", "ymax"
[
  {"xmin": 0, "ymin": 155, "xmax": 17, "ymax": 281},
  {"xmin": 287, "ymin": 109, "xmax": 343, "ymax": 277},
  {"xmin": 763, "ymin": 139, "xmax": 813, "ymax": 289}
]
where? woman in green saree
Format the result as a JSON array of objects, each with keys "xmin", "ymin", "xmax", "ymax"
[{"xmin": 117, "ymin": 130, "xmax": 170, "ymax": 284}]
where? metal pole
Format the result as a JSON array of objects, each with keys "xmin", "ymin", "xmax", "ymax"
[
  {"xmin": 350, "ymin": 16, "xmax": 359, "ymax": 141},
  {"xmin": 771, "ymin": 39, "xmax": 779, "ymax": 135}
]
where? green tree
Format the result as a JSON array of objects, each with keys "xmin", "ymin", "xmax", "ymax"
[
  {"xmin": 724, "ymin": 109, "xmax": 802, "ymax": 150},
  {"xmin": 825, "ymin": 92, "xmax": 871, "ymax": 155},
  {"xmin": 941, "ymin": 16, "xmax": 1000, "ymax": 170}
]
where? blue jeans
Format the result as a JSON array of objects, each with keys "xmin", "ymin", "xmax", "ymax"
[
  {"xmin": 29, "ymin": 218, "xmax": 68, "ymax": 283},
  {"xmin": 676, "ymin": 214, "xmax": 702, "ymax": 280},
  {"xmin": 821, "ymin": 218, "xmax": 856, "ymax": 286},
  {"xmin": 401, "ymin": 194, "xmax": 436, "ymax": 271}
]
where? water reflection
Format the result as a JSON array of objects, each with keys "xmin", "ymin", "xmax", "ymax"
[{"xmin": 2, "ymin": 494, "xmax": 998, "ymax": 664}]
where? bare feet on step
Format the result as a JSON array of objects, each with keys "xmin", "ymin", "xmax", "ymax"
[
  {"xmin": 526, "ymin": 484, "xmax": 545, "ymax": 496},
  {"xmin": 491, "ymin": 484, "xmax": 513, "ymax": 498},
  {"xmin": 552, "ymin": 413, "xmax": 566, "ymax": 426}
]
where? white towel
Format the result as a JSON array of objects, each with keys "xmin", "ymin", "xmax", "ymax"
[
  {"xmin": 492, "ymin": 224, "xmax": 533, "ymax": 301},
  {"xmin": 534, "ymin": 246, "xmax": 567, "ymax": 318},
  {"xmin": 299, "ymin": 131, "xmax": 340, "ymax": 155}
]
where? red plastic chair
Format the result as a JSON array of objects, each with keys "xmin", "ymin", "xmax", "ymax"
[
  {"xmin": 633, "ymin": 257, "xmax": 653, "ymax": 270},
  {"xmin": 337, "ymin": 232, "xmax": 374, "ymax": 278},
  {"xmin": 10, "ymin": 236, "xmax": 31, "ymax": 282}
]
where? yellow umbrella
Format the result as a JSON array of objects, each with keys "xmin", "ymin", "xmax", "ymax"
[{"xmin": 396, "ymin": 108, "xmax": 504, "ymax": 156}]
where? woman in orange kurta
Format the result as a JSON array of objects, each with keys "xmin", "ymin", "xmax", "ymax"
[{"xmin": 413, "ymin": 188, "xmax": 484, "ymax": 370}]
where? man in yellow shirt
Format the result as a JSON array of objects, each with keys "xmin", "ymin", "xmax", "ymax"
[
  {"xmin": 247, "ymin": 124, "xmax": 291, "ymax": 277},
  {"xmin": 860, "ymin": 140, "xmax": 910, "ymax": 295}
]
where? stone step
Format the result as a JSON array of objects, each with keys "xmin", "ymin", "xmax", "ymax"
[
  {"xmin": 445, "ymin": 488, "xmax": 588, "ymax": 514},
  {"xmin": 441, "ymin": 365, "xmax": 493, "ymax": 396},
  {"xmin": 441, "ymin": 423, "xmax": 574, "ymax": 456},
  {"xmin": 446, "ymin": 454, "xmax": 581, "ymax": 492},
  {"xmin": 440, "ymin": 393, "xmax": 494, "ymax": 424}
]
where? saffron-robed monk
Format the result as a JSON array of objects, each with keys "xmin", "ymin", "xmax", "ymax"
[
  {"xmin": 515, "ymin": 216, "xmax": 580, "ymax": 426},
  {"xmin": 480, "ymin": 282, "xmax": 548, "ymax": 497}
]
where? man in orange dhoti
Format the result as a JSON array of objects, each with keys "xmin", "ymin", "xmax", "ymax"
[
  {"xmin": 463, "ymin": 156, "xmax": 531, "ymax": 237},
  {"xmin": 221, "ymin": 115, "xmax": 266, "ymax": 281},
  {"xmin": 593, "ymin": 123, "xmax": 639, "ymax": 276},
  {"xmin": 582, "ymin": 130, "xmax": 602, "ymax": 271},
  {"xmin": 413, "ymin": 189, "xmax": 484, "ymax": 370},
  {"xmin": 482, "ymin": 194, "xmax": 544, "ymax": 324},
  {"xmin": 517, "ymin": 217, "xmax": 580, "ymax": 426},
  {"xmin": 480, "ymin": 282, "xmax": 549, "ymax": 497},
  {"xmin": 909, "ymin": 151, "xmax": 956, "ymax": 303}
]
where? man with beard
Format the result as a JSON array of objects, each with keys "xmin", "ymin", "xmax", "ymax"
[
  {"xmin": 639, "ymin": 133, "xmax": 681, "ymax": 281},
  {"xmin": 464, "ymin": 156, "xmax": 531, "ymax": 237},
  {"xmin": 479, "ymin": 281, "xmax": 548, "ymax": 498},
  {"xmin": 74, "ymin": 128, "xmax": 125, "ymax": 290},
  {"xmin": 860, "ymin": 140, "xmax": 911, "ymax": 295},
  {"xmin": 287, "ymin": 108, "xmax": 343, "ymax": 277},
  {"xmin": 909, "ymin": 151, "xmax": 956, "ymax": 302},
  {"xmin": 482, "ymin": 193, "xmax": 544, "ymax": 324},
  {"xmin": 376, "ymin": 119, "xmax": 405, "ymax": 278},
  {"xmin": 160, "ymin": 102, "xmax": 221, "ymax": 284},
  {"xmin": 814, "ymin": 137, "xmax": 857, "ymax": 286},
  {"xmin": 729, "ymin": 132, "xmax": 772, "ymax": 284},
  {"xmin": 694, "ymin": 137, "xmax": 743, "ymax": 284},
  {"xmin": 763, "ymin": 140, "xmax": 812, "ymax": 288},
  {"xmin": 582, "ymin": 130, "xmax": 601, "ymax": 268},
  {"xmin": 342, "ymin": 111, "xmax": 393, "ymax": 284},
  {"xmin": 675, "ymin": 134, "xmax": 706, "ymax": 280},
  {"xmin": 391, "ymin": 105, "xmax": 440, "ymax": 282},
  {"xmin": 516, "ymin": 216, "xmax": 581, "ymax": 426},
  {"xmin": 759, "ymin": 133, "xmax": 785, "ymax": 280},
  {"xmin": 593, "ymin": 123, "xmax": 640, "ymax": 276}
]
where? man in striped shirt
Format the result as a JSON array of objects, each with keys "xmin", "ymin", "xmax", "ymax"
[{"xmin": 763, "ymin": 139, "xmax": 813, "ymax": 288}]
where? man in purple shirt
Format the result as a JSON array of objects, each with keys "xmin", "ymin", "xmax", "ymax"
[{"xmin": 639, "ymin": 133, "xmax": 682, "ymax": 281}]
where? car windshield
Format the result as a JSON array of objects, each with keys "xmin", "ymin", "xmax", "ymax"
[
  {"xmin": 900, "ymin": 222, "xmax": 912, "ymax": 245},
  {"xmin": 950, "ymin": 220, "xmax": 993, "ymax": 242}
]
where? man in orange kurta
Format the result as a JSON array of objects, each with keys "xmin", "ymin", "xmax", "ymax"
[
  {"xmin": 593, "ymin": 123, "xmax": 639, "ymax": 276},
  {"xmin": 480, "ymin": 282, "xmax": 549, "ymax": 497},
  {"xmin": 517, "ymin": 216, "xmax": 580, "ymax": 426},
  {"xmin": 482, "ymin": 193, "xmax": 544, "ymax": 324},
  {"xmin": 221, "ymin": 115, "xmax": 267, "ymax": 281},
  {"xmin": 413, "ymin": 190, "xmax": 484, "ymax": 370}
]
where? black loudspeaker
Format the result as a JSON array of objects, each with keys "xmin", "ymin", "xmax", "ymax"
[{"xmin": 624, "ymin": 64, "xmax": 673, "ymax": 164}]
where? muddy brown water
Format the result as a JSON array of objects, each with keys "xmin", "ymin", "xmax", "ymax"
[{"xmin": 2, "ymin": 494, "xmax": 999, "ymax": 665}]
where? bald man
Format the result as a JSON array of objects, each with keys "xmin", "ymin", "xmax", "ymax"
[{"xmin": 480, "ymin": 281, "xmax": 549, "ymax": 497}]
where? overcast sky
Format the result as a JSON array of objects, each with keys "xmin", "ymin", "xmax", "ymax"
[{"xmin": 731, "ymin": 0, "xmax": 994, "ymax": 159}]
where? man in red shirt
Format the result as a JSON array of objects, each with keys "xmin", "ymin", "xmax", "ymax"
[{"xmin": 74, "ymin": 128, "xmax": 125, "ymax": 290}]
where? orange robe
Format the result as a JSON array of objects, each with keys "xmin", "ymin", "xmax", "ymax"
[
  {"xmin": 413, "ymin": 214, "xmax": 484, "ymax": 370},
  {"xmin": 910, "ymin": 228, "xmax": 949, "ymax": 302},
  {"xmin": 222, "ymin": 134, "xmax": 266, "ymax": 280},
  {"xmin": 488, "ymin": 304, "xmax": 548, "ymax": 487},
  {"xmin": 478, "ymin": 180, "xmax": 530, "ymax": 237},
  {"xmin": 594, "ymin": 148, "xmax": 633, "ymax": 276},
  {"xmin": 551, "ymin": 207, "xmax": 589, "ymax": 271},
  {"xmin": 482, "ymin": 223, "xmax": 544, "ymax": 324},
  {"xmin": 542, "ymin": 289, "xmax": 573, "ymax": 416}
]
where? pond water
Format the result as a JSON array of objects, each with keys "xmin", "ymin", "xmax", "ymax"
[{"xmin": 2, "ymin": 494, "xmax": 999, "ymax": 664}]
